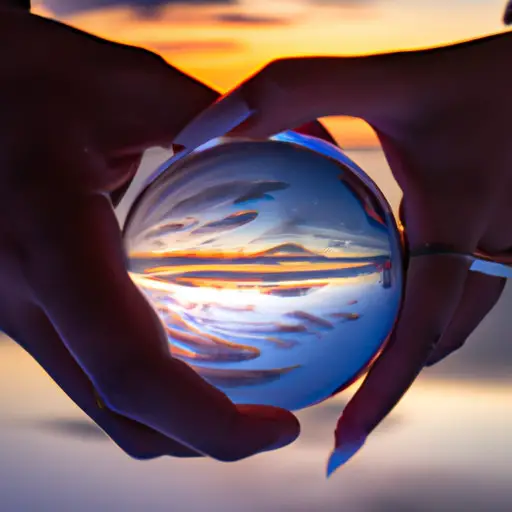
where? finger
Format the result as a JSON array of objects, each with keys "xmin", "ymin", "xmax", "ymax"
[
  {"xmin": 17, "ymin": 155, "xmax": 299, "ymax": 461},
  {"xmin": 107, "ymin": 153, "xmax": 143, "ymax": 206},
  {"xmin": 191, "ymin": 54, "xmax": 418, "ymax": 141},
  {"xmin": 183, "ymin": 33, "xmax": 506, "ymax": 144},
  {"xmin": 294, "ymin": 120, "xmax": 339, "ymax": 146},
  {"xmin": 425, "ymin": 272, "xmax": 506, "ymax": 366},
  {"xmin": 8, "ymin": 305, "xmax": 200, "ymax": 459},
  {"xmin": 327, "ymin": 253, "xmax": 471, "ymax": 476},
  {"xmin": 100, "ymin": 48, "xmax": 219, "ymax": 153}
]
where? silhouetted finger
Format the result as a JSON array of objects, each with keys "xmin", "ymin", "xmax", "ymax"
[
  {"xmin": 327, "ymin": 253, "xmax": 471, "ymax": 475},
  {"xmin": 101, "ymin": 48, "xmax": 219, "ymax": 153},
  {"xmin": 107, "ymin": 153, "xmax": 143, "ymax": 206},
  {"xmin": 178, "ymin": 54, "xmax": 417, "ymax": 142},
  {"xmin": 10, "ymin": 306, "xmax": 200, "ymax": 459},
  {"xmin": 425, "ymin": 272, "xmax": 506, "ymax": 366},
  {"xmin": 17, "ymin": 160, "xmax": 299, "ymax": 461}
]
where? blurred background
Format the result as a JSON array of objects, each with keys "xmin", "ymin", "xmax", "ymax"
[{"xmin": 2, "ymin": 1, "xmax": 511, "ymax": 511}]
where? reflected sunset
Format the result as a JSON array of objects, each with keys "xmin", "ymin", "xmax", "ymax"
[{"xmin": 123, "ymin": 132, "xmax": 402, "ymax": 410}]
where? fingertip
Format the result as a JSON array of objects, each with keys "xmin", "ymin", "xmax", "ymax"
[
  {"xmin": 173, "ymin": 88, "xmax": 255, "ymax": 149},
  {"xmin": 326, "ymin": 438, "xmax": 365, "ymax": 478},
  {"xmin": 325, "ymin": 415, "xmax": 367, "ymax": 477},
  {"xmin": 238, "ymin": 404, "xmax": 300, "ymax": 453}
]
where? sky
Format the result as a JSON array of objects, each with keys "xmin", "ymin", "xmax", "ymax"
[
  {"xmin": 2, "ymin": 2, "xmax": 512, "ymax": 511},
  {"xmin": 32, "ymin": 0, "xmax": 511, "ymax": 147}
]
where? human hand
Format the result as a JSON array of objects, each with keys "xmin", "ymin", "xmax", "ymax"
[
  {"xmin": 0, "ymin": 9, "xmax": 301, "ymax": 461},
  {"xmin": 183, "ymin": 30, "xmax": 512, "ymax": 473}
]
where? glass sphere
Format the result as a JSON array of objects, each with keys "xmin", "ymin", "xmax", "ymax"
[{"xmin": 122, "ymin": 131, "xmax": 403, "ymax": 411}]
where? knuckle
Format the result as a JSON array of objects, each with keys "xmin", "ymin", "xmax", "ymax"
[
  {"xmin": 425, "ymin": 333, "xmax": 443, "ymax": 354},
  {"xmin": 126, "ymin": 44, "xmax": 167, "ymax": 69},
  {"xmin": 92, "ymin": 357, "xmax": 160, "ymax": 414},
  {"xmin": 195, "ymin": 410, "xmax": 245, "ymax": 462},
  {"xmin": 446, "ymin": 337, "xmax": 466, "ymax": 354},
  {"xmin": 263, "ymin": 57, "xmax": 286, "ymax": 73},
  {"xmin": 261, "ymin": 58, "xmax": 292, "ymax": 83}
]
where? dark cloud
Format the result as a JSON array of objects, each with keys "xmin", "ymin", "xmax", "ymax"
[
  {"xmin": 147, "ymin": 39, "xmax": 243, "ymax": 53},
  {"xmin": 42, "ymin": 0, "xmax": 235, "ymax": 17},
  {"xmin": 216, "ymin": 13, "xmax": 290, "ymax": 25}
]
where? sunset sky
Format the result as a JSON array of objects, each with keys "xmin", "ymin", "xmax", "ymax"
[{"xmin": 33, "ymin": 0, "xmax": 511, "ymax": 147}]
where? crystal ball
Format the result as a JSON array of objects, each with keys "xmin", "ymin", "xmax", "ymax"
[{"xmin": 122, "ymin": 131, "xmax": 403, "ymax": 411}]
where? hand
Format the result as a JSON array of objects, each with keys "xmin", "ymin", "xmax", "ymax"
[
  {"xmin": 191, "ymin": 30, "xmax": 512, "ymax": 472},
  {"xmin": 0, "ymin": 10, "xmax": 300, "ymax": 461}
]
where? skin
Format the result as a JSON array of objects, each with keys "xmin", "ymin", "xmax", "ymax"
[
  {"xmin": 204, "ymin": 30, "xmax": 512, "ymax": 466},
  {"xmin": 0, "ymin": 8, "xmax": 308, "ymax": 462}
]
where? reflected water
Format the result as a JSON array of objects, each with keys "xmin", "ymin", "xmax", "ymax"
[{"xmin": 123, "ymin": 134, "xmax": 403, "ymax": 409}]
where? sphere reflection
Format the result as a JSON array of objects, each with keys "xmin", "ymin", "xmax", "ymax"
[{"xmin": 122, "ymin": 132, "xmax": 403, "ymax": 411}]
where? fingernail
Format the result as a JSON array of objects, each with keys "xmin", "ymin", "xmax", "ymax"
[
  {"xmin": 173, "ymin": 89, "xmax": 255, "ymax": 150},
  {"xmin": 326, "ymin": 436, "xmax": 366, "ymax": 478},
  {"xmin": 326, "ymin": 418, "xmax": 367, "ymax": 478}
]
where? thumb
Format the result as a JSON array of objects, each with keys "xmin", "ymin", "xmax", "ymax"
[
  {"xmin": 232, "ymin": 405, "xmax": 301, "ymax": 459},
  {"xmin": 100, "ymin": 46, "xmax": 219, "ymax": 153},
  {"xmin": 222, "ymin": 53, "xmax": 420, "ymax": 139}
]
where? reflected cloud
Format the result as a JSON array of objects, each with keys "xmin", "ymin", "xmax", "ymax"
[
  {"xmin": 188, "ymin": 364, "xmax": 300, "ymax": 388},
  {"xmin": 192, "ymin": 210, "xmax": 259, "ymax": 235}
]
